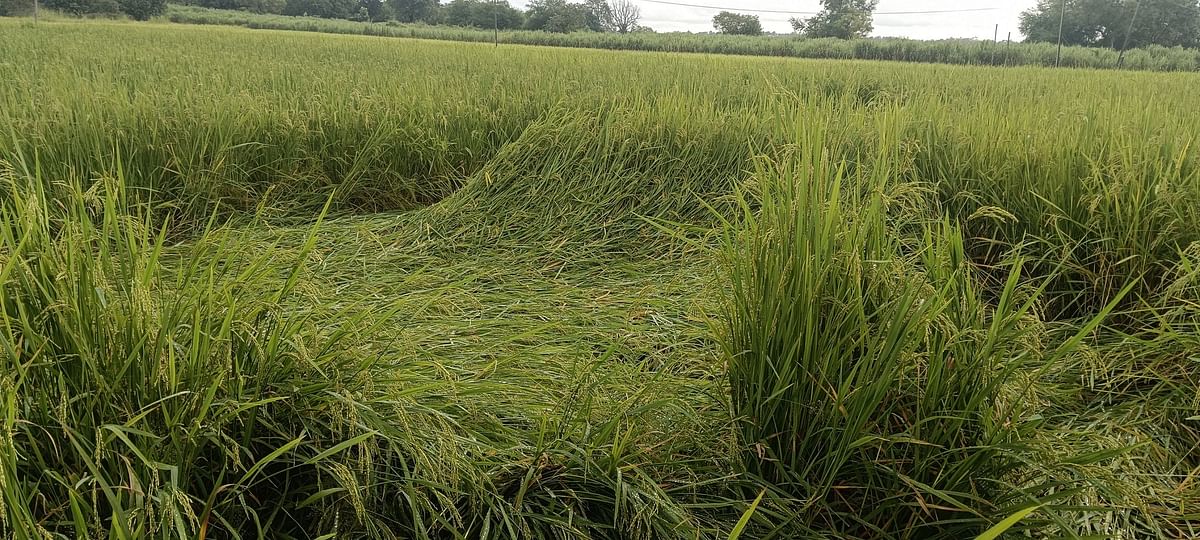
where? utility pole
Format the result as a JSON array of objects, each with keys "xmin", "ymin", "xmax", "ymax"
[
  {"xmin": 493, "ymin": 0, "xmax": 499, "ymax": 47},
  {"xmin": 33, "ymin": 0, "xmax": 38, "ymax": 23},
  {"xmin": 1117, "ymin": 0, "xmax": 1142, "ymax": 68},
  {"xmin": 1056, "ymin": 0, "xmax": 1066, "ymax": 67}
]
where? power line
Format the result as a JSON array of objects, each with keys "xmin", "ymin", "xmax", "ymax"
[{"xmin": 632, "ymin": 0, "xmax": 1000, "ymax": 16}]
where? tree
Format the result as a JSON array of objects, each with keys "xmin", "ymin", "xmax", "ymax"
[
  {"xmin": 43, "ymin": 0, "xmax": 120, "ymax": 15},
  {"xmin": 0, "ymin": 0, "xmax": 33, "ymax": 15},
  {"xmin": 1130, "ymin": 0, "xmax": 1200, "ymax": 48},
  {"xmin": 609, "ymin": 0, "xmax": 639, "ymax": 33},
  {"xmin": 712, "ymin": 11, "xmax": 762, "ymax": 35},
  {"xmin": 388, "ymin": 0, "xmax": 438, "ymax": 22},
  {"xmin": 795, "ymin": 0, "xmax": 877, "ymax": 39},
  {"xmin": 357, "ymin": 0, "xmax": 388, "ymax": 21},
  {"xmin": 525, "ymin": 0, "xmax": 590, "ymax": 32},
  {"xmin": 582, "ymin": 0, "xmax": 612, "ymax": 31},
  {"xmin": 118, "ymin": 0, "xmax": 164, "ymax": 19},
  {"xmin": 1020, "ymin": 0, "xmax": 1200, "ymax": 49},
  {"xmin": 788, "ymin": 16, "xmax": 806, "ymax": 34},
  {"xmin": 445, "ymin": 0, "xmax": 522, "ymax": 29},
  {"xmin": 1020, "ymin": 0, "xmax": 1126, "ymax": 47}
]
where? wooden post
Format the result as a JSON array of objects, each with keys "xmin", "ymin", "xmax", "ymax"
[
  {"xmin": 991, "ymin": 23, "xmax": 998, "ymax": 65},
  {"xmin": 1006, "ymin": 32, "xmax": 1012, "ymax": 66},
  {"xmin": 1117, "ymin": 0, "xmax": 1142, "ymax": 68},
  {"xmin": 1056, "ymin": 0, "xmax": 1066, "ymax": 67},
  {"xmin": 493, "ymin": 0, "xmax": 499, "ymax": 47}
]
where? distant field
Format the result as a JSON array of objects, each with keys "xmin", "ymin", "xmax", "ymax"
[
  {"xmin": 1, "ymin": 20, "xmax": 1198, "ymax": 539},
  {"xmin": 161, "ymin": 4, "xmax": 1200, "ymax": 72}
]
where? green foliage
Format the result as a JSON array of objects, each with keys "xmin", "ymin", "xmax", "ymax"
[
  {"xmin": 283, "ymin": 0, "xmax": 357, "ymax": 18},
  {"xmin": 118, "ymin": 0, "xmax": 164, "ymax": 19},
  {"xmin": 162, "ymin": 5, "xmax": 1200, "ymax": 70},
  {"xmin": 425, "ymin": 107, "xmax": 761, "ymax": 250},
  {"xmin": 1020, "ymin": 0, "xmax": 1200, "ymax": 49},
  {"xmin": 717, "ymin": 127, "xmax": 1069, "ymax": 535},
  {"xmin": 42, "ymin": 0, "xmax": 120, "ymax": 16},
  {"xmin": 581, "ymin": 0, "xmax": 610, "ymax": 31},
  {"xmin": 711, "ymin": 10, "xmax": 762, "ymax": 35},
  {"xmin": 0, "ymin": 171, "xmax": 454, "ymax": 537},
  {"xmin": 356, "ymin": 0, "xmax": 387, "ymax": 21},
  {"xmin": 445, "ymin": 0, "xmax": 521, "ymax": 29},
  {"xmin": 975, "ymin": 506, "xmax": 1044, "ymax": 540},
  {"xmin": 1, "ymin": 19, "xmax": 1199, "ymax": 539},
  {"xmin": 388, "ymin": 0, "xmax": 437, "ymax": 22},
  {"xmin": 0, "ymin": 0, "xmax": 31, "ymax": 16},
  {"xmin": 524, "ymin": 0, "xmax": 590, "ymax": 32},
  {"xmin": 792, "ymin": 0, "xmax": 878, "ymax": 39},
  {"xmin": 182, "ymin": 0, "xmax": 287, "ymax": 14}
]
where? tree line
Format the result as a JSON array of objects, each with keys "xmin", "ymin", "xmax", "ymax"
[
  {"xmin": 0, "ymin": 0, "xmax": 647, "ymax": 32},
  {"xmin": 4, "ymin": 0, "xmax": 1200, "ymax": 52},
  {"xmin": 350, "ymin": 0, "xmax": 646, "ymax": 32},
  {"xmin": 710, "ymin": 0, "xmax": 1200, "ymax": 51},
  {"xmin": 0, "ymin": 0, "xmax": 165, "ymax": 19},
  {"xmin": 1020, "ymin": 0, "xmax": 1200, "ymax": 49}
]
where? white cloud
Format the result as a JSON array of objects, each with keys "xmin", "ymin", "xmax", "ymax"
[{"xmin": 510, "ymin": 0, "xmax": 1038, "ymax": 40}]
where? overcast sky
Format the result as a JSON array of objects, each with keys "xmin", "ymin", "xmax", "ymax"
[{"xmin": 512, "ymin": 1, "xmax": 1039, "ymax": 40}]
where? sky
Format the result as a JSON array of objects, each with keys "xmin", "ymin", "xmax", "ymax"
[{"xmin": 512, "ymin": 1, "xmax": 1041, "ymax": 41}]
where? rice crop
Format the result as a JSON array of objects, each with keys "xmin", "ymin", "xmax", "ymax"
[{"xmin": 1, "ymin": 19, "xmax": 1197, "ymax": 539}]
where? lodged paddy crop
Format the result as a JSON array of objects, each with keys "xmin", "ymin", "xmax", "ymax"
[{"xmin": 1, "ymin": 20, "xmax": 1198, "ymax": 539}]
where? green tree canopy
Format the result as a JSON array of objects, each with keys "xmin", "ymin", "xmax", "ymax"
[
  {"xmin": 791, "ymin": 0, "xmax": 877, "ymax": 39},
  {"xmin": 445, "ymin": 0, "xmax": 523, "ymax": 29},
  {"xmin": 0, "ymin": 0, "xmax": 27, "ymax": 15},
  {"xmin": 712, "ymin": 11, "xmax": 762, "ymax": 35},
  {"xmin": 582, "ymin": 0, "xmax": 612, "ymax": 31},
  {"xmin": 1020, "ymin": 0, "xmax": 1200, "ymax": 49},
  {"xmin": 525, "ymin": 0, "xmax": 590, "ymax": 32},
  {"xmin": 356, "ymin": 0, "xmax": 388, "ymax": 21},
  {"xmin": 118, "ymin": 0, "xmax": 165, "ymax": 19},
  {"xmin": 42, "ymin": 0, "xmax": 119, "ymax": 15},
  {"xmin": 39, "ymin": 0, "xmax": 166, "ymax": 18},
  {"xmin": 388, "ymin": 0, "xmax": 438, "ymax": 22}
]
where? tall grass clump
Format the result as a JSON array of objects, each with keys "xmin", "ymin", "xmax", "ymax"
[
  {"xmin": 0, "ymin": 161, "xmax": 468, "ymax": 538},
  {"xmin": 917, "ymin": 115, "xmax": 1200, "ymax": 321},
  {"xmin": 717, "ymin": 122, "xmax": 1127, "ymax": 536}
]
